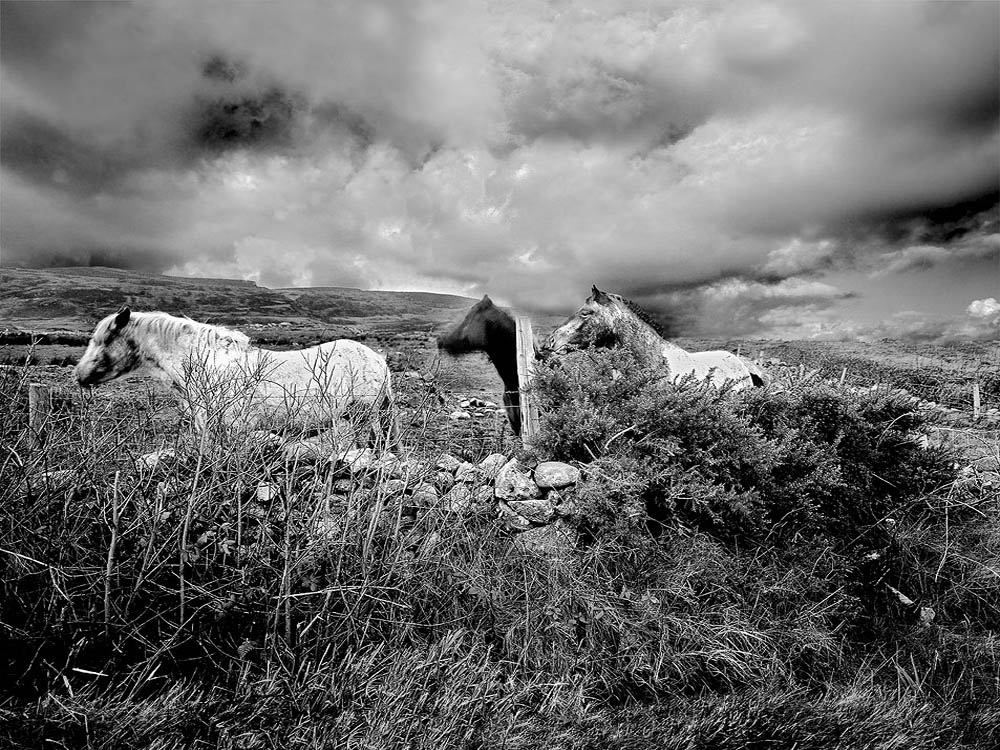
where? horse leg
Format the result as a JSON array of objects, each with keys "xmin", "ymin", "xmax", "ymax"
[
  {"xmin": 379, "ymin": 394, "xmax": 401, "ymax": 447},
  {"xmin": 739, "ymin": 357, "xmax": 770, "ymax": 387},
  {"xmin": 502, "ymin": 390, "xmax": 522, "ymax": 436},
  {"xmin": 359, "ymin": 394, "xmax": 399, "ymax": 450}
]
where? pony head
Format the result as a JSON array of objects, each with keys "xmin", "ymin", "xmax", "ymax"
[
  {"xmin": 542, "ymin": 285, "xmax": 621, "ymax": 356},
  {"xmin": 74, "ymin": 306, "xmax": 142, "ymax": 386},
  {"xmin": 437, "ymin": 295, "xmax": 515, "ymax": 355}
]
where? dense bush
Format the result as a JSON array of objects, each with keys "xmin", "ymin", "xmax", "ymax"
[
  {"xmin": 0, "ymin": 351, "xmax": 997, "ymax": 748},
  {"xmin": 534, "ymin": 343, "xmax": 955, "ymax": 541}
]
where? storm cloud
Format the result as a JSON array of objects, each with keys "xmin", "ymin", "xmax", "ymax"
[{"xmin": 2, "ymin": 0, "xmax": 997, "ymax": 337}]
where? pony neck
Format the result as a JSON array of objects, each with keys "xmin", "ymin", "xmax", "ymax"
[
  {"xmin": 623, "ymin": 312, "xmax": 667, "ymax": 349},
  {"xmin": 484, "ymin": 321, "xmax": 519, "ymax": 392},
  {"xmin": 129, "ymin": 312, "xmax": 247, "ymax": 388},
  {"xmin": 125, "ymin": 313, "xmax": 184, "ymax": 387},
  {"xmin": 616, "ymin": 305, "xmax": 685, "ymax": 366}
]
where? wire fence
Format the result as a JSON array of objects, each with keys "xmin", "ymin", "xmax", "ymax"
[{"xmin": 752, "ymin": 355, "xmax": 998, "ymax": 426}]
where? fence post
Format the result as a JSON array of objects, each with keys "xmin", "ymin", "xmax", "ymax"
[
  {"xmin": 28, "ymin": 382, "xmax": 52, "ymax": 448},
  {"xmin": 972, "ymin": 380, "xmax": 981, "ymax": 421},
  {"xmin": 515, "ymin": 316, "xmax": 540, "ymax": 444},
  {"xmin": 839, "ymin": 367, "xmax": 847, "ymax": 386}
]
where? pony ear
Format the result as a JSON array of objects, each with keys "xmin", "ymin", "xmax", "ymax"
[
  {"xmin": 591, "ymin": 285, "xmax": 609, "ymax": 303},
  {"xmin": 481, "ymin": 294, "xmax": 492, "ymax": 303},
  {"xmin": 112, "ymin": 306, "xmax": 131, "ymax": 330}
]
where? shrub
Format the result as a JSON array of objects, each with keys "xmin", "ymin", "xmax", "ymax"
[
  {"xmin": 532, "ymin": 343, "xmax": 956, "ymax": 549},
  {"xmin": 532, "ymin": 343, "xmax": 997, "ymax": 681}
]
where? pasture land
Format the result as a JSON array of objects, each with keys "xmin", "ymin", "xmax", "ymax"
[
  {"xmin": 3, "ymin": 266, "xmax": 996, "ymax": 421},
  {"xmin": 1, "ymin": 337, "xmax": 998, "ymax": 749},
  {"xmin": 1, "ymin": 268, "xmax": 998, "ymax": 747}
]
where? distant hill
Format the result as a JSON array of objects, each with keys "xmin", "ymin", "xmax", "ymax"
[{"xmin": 0, "ymin": 267, "xmax": 476, "ymax": 334}]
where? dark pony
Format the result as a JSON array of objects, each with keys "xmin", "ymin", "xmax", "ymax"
[{"xmin": 437, "ymin": 295, "xmax": 522, "ymax": 435}]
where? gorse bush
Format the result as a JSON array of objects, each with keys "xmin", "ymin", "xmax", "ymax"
[
  {"xmin": 531, "ymin": 344, "xmax": 998, "ymax": 704},
  {"xmin": 0, "ymin": 352, "xmax": 997, "ymax": 749},
  {"xmin": 533, "ymin": 342, "xmax": 956, "ymax": 548}
]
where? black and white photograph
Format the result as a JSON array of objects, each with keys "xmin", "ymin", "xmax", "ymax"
[{"xmin": 1, "ymin": 1, "xmax": 998, "ymax": 747}]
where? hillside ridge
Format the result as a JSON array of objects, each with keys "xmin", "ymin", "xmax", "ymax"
[{"xmin": 0, "ymin": 266, "xmax": 477, "ymax": 332}]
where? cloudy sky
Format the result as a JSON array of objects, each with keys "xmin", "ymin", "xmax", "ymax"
[{"xmin": 2, "ymin": 0, "xmax": 997, "ymax": 340}]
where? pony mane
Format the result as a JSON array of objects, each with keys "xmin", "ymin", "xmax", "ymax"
[
  {"xmin": 484, "ymin": 301, "xmax": 515, "ymax": 327},
  {"xmin": 611, "ymin": 294, "xmax": 664, "ymax": 338},
  {"xmin": 131, "ymin": 312, "xmax": 252, "ymax": 349}
]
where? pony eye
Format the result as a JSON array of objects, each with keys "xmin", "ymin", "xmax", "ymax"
[{"xmin": 579, "ymin": 309, "xmax": 593, "ymax": 317}]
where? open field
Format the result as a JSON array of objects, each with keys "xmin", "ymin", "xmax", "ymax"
[
  {"xmin": 3, "ymin": 267, "xmax": 997, "ymax": 417},
  {"xmin": 1, "ymin": 268, "xmax": 998, "ymax": 748}
]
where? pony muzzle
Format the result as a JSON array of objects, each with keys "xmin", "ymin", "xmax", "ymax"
[
  {"xmin": 539, "ymin": 336, "xmax": 572, "ymax": 357},
  {"xmin": 74, "ymin": 361, "xmax": 108, "ymax": 387},
  {"xmin": 75, "ymin": 370, "xmax": 96, "ymax": 387},
  {"xmin": 74, "ymin": 368, "xmax": 99, "ymax": 387}
]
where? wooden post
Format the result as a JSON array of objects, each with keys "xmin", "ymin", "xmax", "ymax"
[
  {"xmin": 515, "ymin": 316, "xmax": 540, "ymax": 443},
  {"xmin": 28, "ymin": 383, "xmax": 52, "ymax": 448},
  {"xmin": 839, "ymin": 367, "xmax": 847, "ymax": 386},
  {"xmin": 972, "ymin": 380, "xmax": 981, "ymax": 421}
]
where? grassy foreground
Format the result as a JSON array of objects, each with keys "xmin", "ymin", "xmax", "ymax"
[{"xmin": 0, "ymin": 348, "xmax": 997, "ymax": 749}]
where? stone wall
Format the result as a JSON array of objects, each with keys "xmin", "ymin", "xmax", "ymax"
[{"xmin": 101, "ymin": 438, "xmax": 586, "ymax": 554}]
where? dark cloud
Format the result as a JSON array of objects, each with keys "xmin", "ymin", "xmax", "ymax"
[
  {"xmin": 202, "ymin": 55, "xmax": 247, "ymax": 84},
  {"xmin": 190, "ymin": 55, "xmax": 376, "ymax": 157},
  {"xmin": 839, "ymin": 192, "xmax": 1000, "ymax": 248},
  {"xmin": 30, "ymin": 246, "xmax": 176, "ymax": 273},
  {"xmin": 873, "ymin": 235, "xmax": 999, "ymax": 278},
  {"xmin": 1, "ymin": 1, "xmax": 997, "ymax": 340},
  {"xmin": 635, "ymin": 277, "xmax": 859, "ymax": 338},
  {"xmin": 0, "ymin": 112, "xmax": 134, "ymax": 194},
  {"xmin": 194, "ymin": 86, "xmax": 303, "ymax": 153}
]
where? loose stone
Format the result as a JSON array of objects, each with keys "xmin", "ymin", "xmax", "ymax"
[
  {"xmin": 478, "ymin": 453, "xmax": 509, "ymax": 481},
  {"xmin": 455, "ymin": 463, "xmax": 486, "ymax": 485},
  {"xmin": 495, "ymin": 458, "xmax": 543, "ymax": 502},
  {"xmin": 435, "ymin": 454, "xmax": 462, "ymax": 473},
  {"xmin": 533, "ymin": 461, "xmax": 581, "ymax": 490},
  {"xmin": 333, "ymin": 448, "xmax": 374, "ymax": 474},
  {"xmin": 504, "ymin": 496, "xmax": 556, "ymax": 525},
  {"xmin": 497, "ymin": 501, "xmax": 533, "ymax": 532}
]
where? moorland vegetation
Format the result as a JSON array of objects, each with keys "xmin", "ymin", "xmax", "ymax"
[{"xmin": 0, "ymin": 340, "xmax": 997, "ymax": 749}]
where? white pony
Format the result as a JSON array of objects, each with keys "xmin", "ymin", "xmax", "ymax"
[
  {"xmin": 74, "ymin": 307, "xmax": 397, "ymax": 441},
  {"xmin": 542, "ymin": 286, "xmax": 768, "ymax": 390}
]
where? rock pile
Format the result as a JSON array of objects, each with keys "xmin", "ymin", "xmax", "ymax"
[
  {"xmin": 428, "ymin": 453, "xmax": 582, "ymax": 552},
  {"xmin": 129, "ymin": 440, "xmax": 585, "ymax": 551},
  {"xmin": 317, "ymin": 448, "xmax": 583, "ymax": 535}
]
